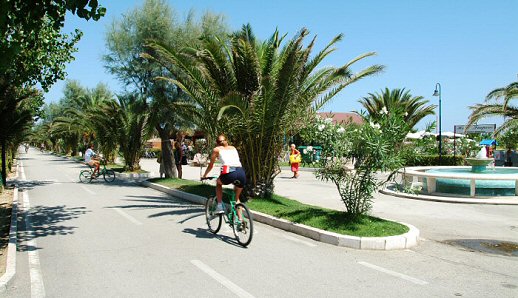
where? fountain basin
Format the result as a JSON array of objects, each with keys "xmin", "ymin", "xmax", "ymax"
[
  {"xmin": 400, "ymin": 166, "xmax": 518, "ymax": 197},
  {"xmin": 466, "ymin": 157, "xmax": 494, "ymax": 173}
]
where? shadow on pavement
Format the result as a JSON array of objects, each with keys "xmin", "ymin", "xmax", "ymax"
[
  {"xmin": 16, "ymin": 179, "xmax": 55, "ymax": 190},
  {"xmin": 182, "ymin": 227, "xmax": 244, "ymax": 248},
  {"xmin": 17, "ymin": 205, "xmax": 89, "ymax": 252},
  {"xmin": 107, "ymin": 195, "xmax": 204, "ymax": 220}
]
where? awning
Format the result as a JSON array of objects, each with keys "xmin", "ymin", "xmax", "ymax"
[{"xmin": 479, "ymin": 139, "xmax": 497, "ymax": 146}]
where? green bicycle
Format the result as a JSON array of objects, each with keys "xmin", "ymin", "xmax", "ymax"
[
  {"xmin": 79, "ymin": 158, "xmax": 116, "ymax": 183},
  {"xmin": 202, "ymin": 177, "xmax": 254, "ymax": 247}
]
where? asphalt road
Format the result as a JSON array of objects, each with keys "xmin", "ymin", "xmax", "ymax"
[{"xmin": 4, "ymin": 151, "xmax": 518, "ymax": 297}]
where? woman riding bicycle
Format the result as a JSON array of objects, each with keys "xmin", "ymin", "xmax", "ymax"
[
  {"xmin": 85, "ymin": 144, "xmax": 101, "ymax": 178},
  {"xmin": 202, "ymin": 134, "xmax": 246, "ymax": 213}
]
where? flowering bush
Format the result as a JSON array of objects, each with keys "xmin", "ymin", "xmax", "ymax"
[{"xmin": 301, "ymin": 111, "xmax": 408, "ymax": 216}]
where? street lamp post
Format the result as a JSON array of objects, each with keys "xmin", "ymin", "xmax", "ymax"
[{"xmin": 433, "ymin": 83, "xmax": 442, "ymax": 164}]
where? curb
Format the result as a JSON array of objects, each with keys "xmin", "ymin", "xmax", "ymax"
[
  {"xmin": 56, "ymin": 154, "xmax": 151, "ymax": 183},
  {"xmin": 115, "ymin": 172, "xmax": 150, "ymax": 182},
  {"xmin": 381, "ymin": 187, "xmax": 518, "ymax": 205},
  {"xmin": 142, "ymin": 181, "xmax": 420, "ymax": 250},
  {"xmin": 0, "ymin": 182, "xmax": 19, "ymax": 292}
]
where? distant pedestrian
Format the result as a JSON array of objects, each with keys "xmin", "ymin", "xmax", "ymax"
[
  {"xmin": 289, "ymin": 144, "xmax": 301, "ymax": 178},
  {"xmin": 157, "ymin": 152, "xmax": 164, "ymax": 178},
  {"xmin": 174, "ymin": 140, "xmax": 183, "ymax": 179},
  {"xmin": 505, "ymin": 149, "xmax": 513, "ymax": 167},
  {"xmin": 181, "ymin": 141, "xmax": 188, "ymax": 165}
]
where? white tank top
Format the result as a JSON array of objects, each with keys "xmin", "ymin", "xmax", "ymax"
[{"xmin": 218, "ymin": 148, "xmax": 242, "ymax": 167}]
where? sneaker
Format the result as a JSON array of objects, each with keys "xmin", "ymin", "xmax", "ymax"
[{"xmin": 215, "ymin": 203, "xmax": 225, "ymax": 214}]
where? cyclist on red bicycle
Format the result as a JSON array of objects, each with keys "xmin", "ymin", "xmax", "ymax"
[{"xmin": 202, "ymin": 134, "xmax": 246, "ymax": 213}]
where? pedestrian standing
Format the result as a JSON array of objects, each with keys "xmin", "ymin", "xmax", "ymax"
[
  {"xmin": 174, "ymin": 140, "xmax": 183, "ymax": 179},
  {"xmin": 289, "ymin": 144, "xmax": 301, "ymax": 178},
  {"xmin": 157, "ymin": 152, "xmax": 164, "ymax": 178}
]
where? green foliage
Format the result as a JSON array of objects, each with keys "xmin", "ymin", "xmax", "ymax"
[
  {"xmin": 357, "ymin": 88, "xmax": 435, "ymax": 130},
  {"xmin": 104, "ymin": 0, "xmax": 229, "ymax": 178},
  {"xmin": 403, "ymin": 154, "xmax": 464, "ymax": 166},
  {"xmin": 33, "ymin": 80, "xmax": 116, "ymax": 158},
  {"xmin": 146, "ymin": 25, "xmax": 383, "ymax": 197},
  {"xmin": 0, "ymin": 86, "xmax": 43, "ymax": 185},
  {"xmin": 91, "ymin": 94, "xmax": 149, "ymax": 171},
  {"xmin": 152, "ymin": 178, "xmax": 408, "ymax": 236},
  {"xmin": 304, "ymin": 110, "xmax": 408, "ymax": 216},
  {"xmin": 468, "ymin": 80, "xmax": 518, "ymax": 136},
  {"xmin": 497, "ymin": 127, "xmax": 518, "ymax": 149},
  {"xmin": 1, "ymin": 0, "xmax": 105, "ymax": 185}
]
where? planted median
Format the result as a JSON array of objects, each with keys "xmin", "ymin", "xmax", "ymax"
[{"xmin": 149, "ymin": 178, "xmax": 408, "ymax": 237}]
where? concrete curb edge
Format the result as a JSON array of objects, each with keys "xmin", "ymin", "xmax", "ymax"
[
  {"xmin": 380, "ymin": 187, "xmax": 518, "ymax": 205},
  {"xmin": 142, "ymin": 180, "xmax": 420, "ymax": 250}
]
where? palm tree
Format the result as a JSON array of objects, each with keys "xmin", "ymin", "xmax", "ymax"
[
  {"xmin": 92, "ymin": 94, "xmax": 149, "ymax": 171},
  {"xmin": 357, "ymin": 88, "xmax": 435, "ymax": 130},
  {"xmin": 50, "ymin": 84, "xmax": 115, "ymax": 157},
  {"xmin": 0, "ymin": 86, "xmax": 42, "ymax": 186},
  {"xmin": 145, "ymin": 25, "xmax": 383, "ymax": 197},
  {"xmin": 467, "ymin": 81, "xmax": 518, "ymax": 135}
]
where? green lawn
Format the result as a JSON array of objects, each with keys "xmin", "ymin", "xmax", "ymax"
[{"xmin": 150, "ymin": 178, "xmax": 409, "ymax": 237}]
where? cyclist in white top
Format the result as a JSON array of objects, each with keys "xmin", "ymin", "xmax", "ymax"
[
  {"xmin": 85, "ymin": 144, "xmax": 101, "ymax": 177},
  {"xmin": 202, "ymin": 134, "xmax": 246, "ymax": 213}
]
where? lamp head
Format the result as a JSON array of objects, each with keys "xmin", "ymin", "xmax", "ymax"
[{"xmin": 433, "ymin": 89, "xmax": 439, "ymax": 97}]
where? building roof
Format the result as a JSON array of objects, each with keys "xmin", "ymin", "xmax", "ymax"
[{"xmin": 317, "ymin": 112, "xmax": 364, "ymax": 125}]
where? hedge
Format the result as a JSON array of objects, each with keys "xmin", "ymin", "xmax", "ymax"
[{"xmin": 404, "ymin": 154, "xmax": 464, "ymax": 166}]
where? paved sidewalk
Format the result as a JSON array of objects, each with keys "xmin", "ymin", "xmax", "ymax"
[{"xmin": 139, "ymin": 158, "xmax": 518, "ymax": 243}]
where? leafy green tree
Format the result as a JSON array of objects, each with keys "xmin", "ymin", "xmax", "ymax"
[
  {"xmin": 1, "ymin": 0, "xmax": 105, "ymax": 74},
  {"xmin": 91, "ymin": 94, "xmax": 149, "ymax": 171},
  {"xmin": 1, "ymin": 1, "xmax": 105, "ymax": 186},
  {"xmin": 304, "ymin": 110, "xmax": 409, "ymax": 216},
  {"xmin": 357, "ymin": 88, "xmax": 435, "ymax": 130},
  {"xmin": 0, "ymin": 86, "xmax": 43, "ymax": 186},
  {"xmin": 146, "ymin": 25, "xmax": 383, "ymax": 197},
  {"xmin": 497, "ymin": 127, "xmax": 518, "ymax": 150},
  {"xmin": 104, "ymin": 0, "xmax": 229, "ymax": 177},
  {"xmin": 467, "ymin": 81, "xmax": 518, "ymax": 135}
]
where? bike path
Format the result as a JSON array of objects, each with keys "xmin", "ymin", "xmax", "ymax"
[{"xmin": 4, "ymin": 151, "xmax": 517, "ymax": 297}]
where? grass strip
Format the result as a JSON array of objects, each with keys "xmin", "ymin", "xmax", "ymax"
[{"xmin": 150, "ymin": 178, "xmax": 409, "ymax": 237}]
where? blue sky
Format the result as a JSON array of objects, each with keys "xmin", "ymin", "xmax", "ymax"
[{"xmin": 45, "ymin": 0, "xmax": 518, "ymax": 132}]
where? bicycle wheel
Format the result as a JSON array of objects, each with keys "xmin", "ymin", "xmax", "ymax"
[
  {"xmin": 232, "ymin": 203, "xmax": 253, "ymax": 247},
  {"xmin": 205, "ymin": 196, "xmax": 222, "ymax": 233},
  {"xmin": 103, "ymin": 169, "xmax": 116, "ymax": 182},
  {"xmin": 79, "ymin": 170, "xmax": 93, "ymax": 183}
]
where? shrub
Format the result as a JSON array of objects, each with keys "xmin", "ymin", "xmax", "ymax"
[
  {"xmin": 302, "ymin": 110, "xmax": 408, "ymax": 216},
  {"xmin": 404, "ymin": 154, "xmax": 464, "ymax": 166}
]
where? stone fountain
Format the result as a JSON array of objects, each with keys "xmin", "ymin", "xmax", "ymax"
[{"xmin": 465, "ymin": 147, "xmax": 494, "ymax": 173}]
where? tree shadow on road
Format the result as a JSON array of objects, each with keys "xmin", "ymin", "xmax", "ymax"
[
  {"xmin": 108, "ymin": 195, "xmax": 204, "ymax": 221},
  {"xmin": 17, "ymin": 205, "xmax": 89, "ymax": 252}
]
